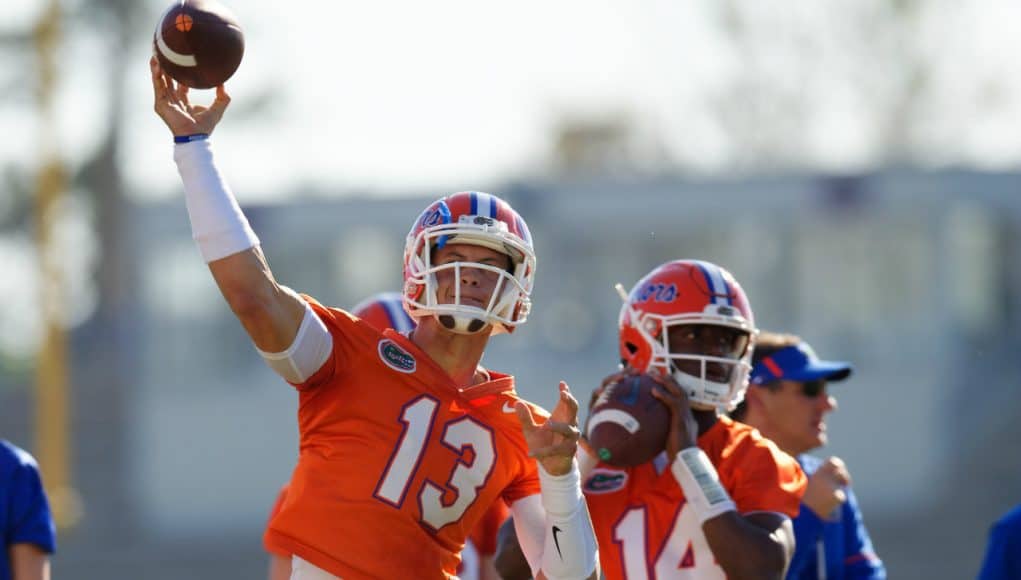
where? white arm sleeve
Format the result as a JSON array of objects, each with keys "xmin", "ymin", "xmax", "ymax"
[
  {"xmin": 577, "ymin": 444, "xmax": 599, "ymax": 481},
  {"xmin": 174, "ymin": 139, "xmax": 260, "ymax": 262},
  {"xmin": 256, "ymin": 299, "xmax": 333, "ymax": 384},
  {"xmin": 510, "ymin": 495, "xmax": 545, "ymax": 574},
  {"xmin": 511, "ymin": 462, "xmax": 599, "ymax": 580}
]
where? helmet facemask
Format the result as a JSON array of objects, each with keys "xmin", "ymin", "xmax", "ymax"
[
  {"xmin": 624, "ymin": 306, "xmax": 755, "ymax": 411},
  {"xmin": 404, "ymin": 217, "xmax": 534, "ymax": 335}
]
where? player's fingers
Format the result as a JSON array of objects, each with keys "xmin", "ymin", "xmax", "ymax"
[
  {"xmin": 514, "ymin": 401, "xmax": 538, "ymax": 432},
  {"xmin": 209, "ymin": 85, "xmax": 231, "ymax": 116},
  {"xmin": 557, "ymin": 381, "xmax": 579, "ymax": 419},
  {"xmin": 150, "ymin": 57, "xmax": 164, "ymax": 91},
  {"xmin": 649, "ymin": 372, "xmax": 685, "ymax": 398},
  {"xmin": 175, "ymin": 80, "xmax": 190, "ymax": 107},
  {"xmin": 651, "ymin": 385, "xmax": 686, "ymax": 419},
  {"xmin": 163, "ymin": 73, "xmax": 183, "ymax": 107},
  {"xmin": 151, "ymin": 59, "xmax": 173, "ymax": 106},
  {"xmin": 543, "ymin": 420, "xmax": 580, "ymax": 442}
]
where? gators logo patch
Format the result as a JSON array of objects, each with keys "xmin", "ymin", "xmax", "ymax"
[
  {"xmin": 378, "ymin": 339, "xmax": 416, "ymax": 373},
  {"xmin": 419, "ymin": 201, "xmax": 451, "ymax": 228},
  {"xmin": 583, "ymin": 468, "xmax": 628, "ymax": 494}
]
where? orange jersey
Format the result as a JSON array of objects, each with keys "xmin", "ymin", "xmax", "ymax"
[
  {"xmin": 264, "ymin": 484, "xmax": 290, "ymax": 557},
  {"xmin": 265, "ymin": 459, "xmax": 510, "ymax": 575},
  {"xmin": 264, "ymin": 297, "xmax": 542, "ymax": 580},
  {"xmin": 468, "ymin": 498, "xmax": 510, "ymax": 558},
  {"xmin": 583, "ymin": 416, "xmax": 806, "ymax": 579},
  {"xmin": 457, "ymin": 499, "xmax": 511, "ymax": 578}
]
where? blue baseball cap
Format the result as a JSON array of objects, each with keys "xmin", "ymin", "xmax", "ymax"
[{"xmin": 750, "ymin": 342, "xmax": 853, "ymax": 385}]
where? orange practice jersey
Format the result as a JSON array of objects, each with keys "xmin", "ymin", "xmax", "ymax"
[
  {"xmin": 264, "ymin": 484, "xmax": 290, "ymax": 557},
  {"xmin": 264, "ymin": 298, "xmax": 542, "ymax": 579},
  {"xmin": 457, "ymin": 499, "xmax": 511, "ymax": 578},
  {"xmin": 582, "ymin": 416, "xmax": 806, "ymax": 579},
  {"xmin": 267, "ymin": 483, "xmax": 510, "ymax": 576}
]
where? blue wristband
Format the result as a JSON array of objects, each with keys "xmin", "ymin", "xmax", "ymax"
[{"xmin": 174, "ymin": 133, "xmax": 209, "ymax": 144}]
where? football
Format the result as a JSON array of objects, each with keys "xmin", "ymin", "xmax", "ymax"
[
  {"xmin": 586, "ymin": 373, "xmax": 670, "ymax": 467},
  {"xmin": 153, "ymin": 0, "xmax": 244, "ymax": 89}
]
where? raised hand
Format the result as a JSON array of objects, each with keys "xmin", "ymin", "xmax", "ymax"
[
  {"xmin": 150, "ymin": 56, "xmax": 230, "ymax": 137},
  {"xmin": 802, "ymin": 456, "xmax": 851, "ymax": 519},
  {"xmin": 516, "ymin": 382, "xmax": 581, "ymax": 476},
  {"xmin": 648, "ymin": 372, "xmax": 699, "ymax": 460}
]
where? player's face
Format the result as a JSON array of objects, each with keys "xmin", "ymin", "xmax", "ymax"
[
  {"xmin": 666, "ymin": 324, "xmax": 750, "ymax": 382},
  {"xmin": 762, "ymin": 379, "xmax": 838, "ymax": 455},
  {"xmin": 432, "ymin": 243, "xmax": 513, "ymax": 308}
]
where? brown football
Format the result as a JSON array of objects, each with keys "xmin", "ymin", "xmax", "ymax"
[
  {"xmin": 586, "ymin": 373, "xmax": 670, "ymax": 467},
  {"xmin": 153, "ymin": 0, "xmax": 244, "ymax": 89}
]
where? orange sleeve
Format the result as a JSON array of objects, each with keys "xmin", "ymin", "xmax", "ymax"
[
  {"xmin": 264, "ymin": 484, "xmax": 290, "ymax": 556},
  {"xmin": 726, "ymin": 441, "xmax": 806, "ymax": 518}
]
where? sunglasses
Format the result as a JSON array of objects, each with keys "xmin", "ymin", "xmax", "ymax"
[{"xmin": 799, "ymin": 379, "xmax": 827, "ymax": 398}]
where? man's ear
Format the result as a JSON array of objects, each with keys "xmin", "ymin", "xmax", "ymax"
[{"xmin": 743, "ymin": 386, "xmax": 767, "ymax": 414}]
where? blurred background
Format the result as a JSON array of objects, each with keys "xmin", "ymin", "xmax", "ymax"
[{"xmin": 2, "ymin": 0, "xmax": 1020, "ymax": 578}]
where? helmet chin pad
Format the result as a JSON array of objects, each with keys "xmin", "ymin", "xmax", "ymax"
[
  {"xmin": 438, "ymin": 314, "xmax": 489, "ymax": 334},
  {"xmin": 673, "ymin": 365, "xmax": 739, "ymax": 410}
]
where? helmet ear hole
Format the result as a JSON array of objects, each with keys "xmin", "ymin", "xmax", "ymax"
[{"xmin": 624, "ymin": 341, "xmax": 639, "ymax": 355}]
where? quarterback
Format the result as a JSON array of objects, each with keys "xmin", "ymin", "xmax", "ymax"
[
  {"xmin": 580, "ymin": 260, "xmax": 807, "ymax": 579},
  {"xmin": 150, "ymin": 58, "xmax": 597, "ymax": 579}
]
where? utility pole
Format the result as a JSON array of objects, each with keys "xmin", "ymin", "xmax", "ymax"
[{"xmin": 33, "ymin": 0, "xmax": 82, "ymax": 530}]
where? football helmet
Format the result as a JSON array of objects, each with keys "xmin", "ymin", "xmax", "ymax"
[
  {"xmin": 403, "ymin": 191, "xmax": 535, "ymax": 334},
  {"xmin": 618, "ymin": 260, "xmax": 757, "ymax": 410},
  {"xmin": 351, "ymin": 291, "xmax": 416, "ymax": 334}
]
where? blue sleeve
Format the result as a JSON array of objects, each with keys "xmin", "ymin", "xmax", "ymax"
[
  {"xmin": 6, "ymin": 459, "xmax": 57, "ymax": 553},
  {"xmin": 840, "ymin": 488, "xmax": 884, "ymax": 579},
  {"xmin": 787, "ymin": 502, "xmax": 825, "ymax": 578},
  {"xmin": 977, "ymin": 510, "xmax": 1021, "ymax": 580}
]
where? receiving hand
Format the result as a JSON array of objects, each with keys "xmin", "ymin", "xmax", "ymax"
[
  {"xmin": 648, "ymin": 372, "xmax": 699, "ymax": 460},
  {"xmin": 516, "ymin": 382, "xmax": 581, "ymax": 476}
]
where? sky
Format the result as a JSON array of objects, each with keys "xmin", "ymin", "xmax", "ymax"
[
  {"xmin": 128, "ymin": 0, "xmax": 731, "ymax": 199},
  {"xmin": 4, "ymin": 0, "xmax": 1021, "ymax": 205}
]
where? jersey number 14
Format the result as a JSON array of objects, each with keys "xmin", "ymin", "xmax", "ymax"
[{"xmin": 615, "ymin": 504, "xmax": 722, "ymax": 579}]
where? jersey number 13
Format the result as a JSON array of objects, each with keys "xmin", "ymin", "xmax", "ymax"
[{"xmin": 373, "ymin": 395, "xmax": 496, "ymax": 530}]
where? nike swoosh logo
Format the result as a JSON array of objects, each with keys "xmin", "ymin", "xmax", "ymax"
[
  {"xmin": 502, "ymin": 402, "xmax": 517, "ymax": 413},
  {"xmin": 552, "ymin": 525, "xmax": 563, "ymax": 559}
]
